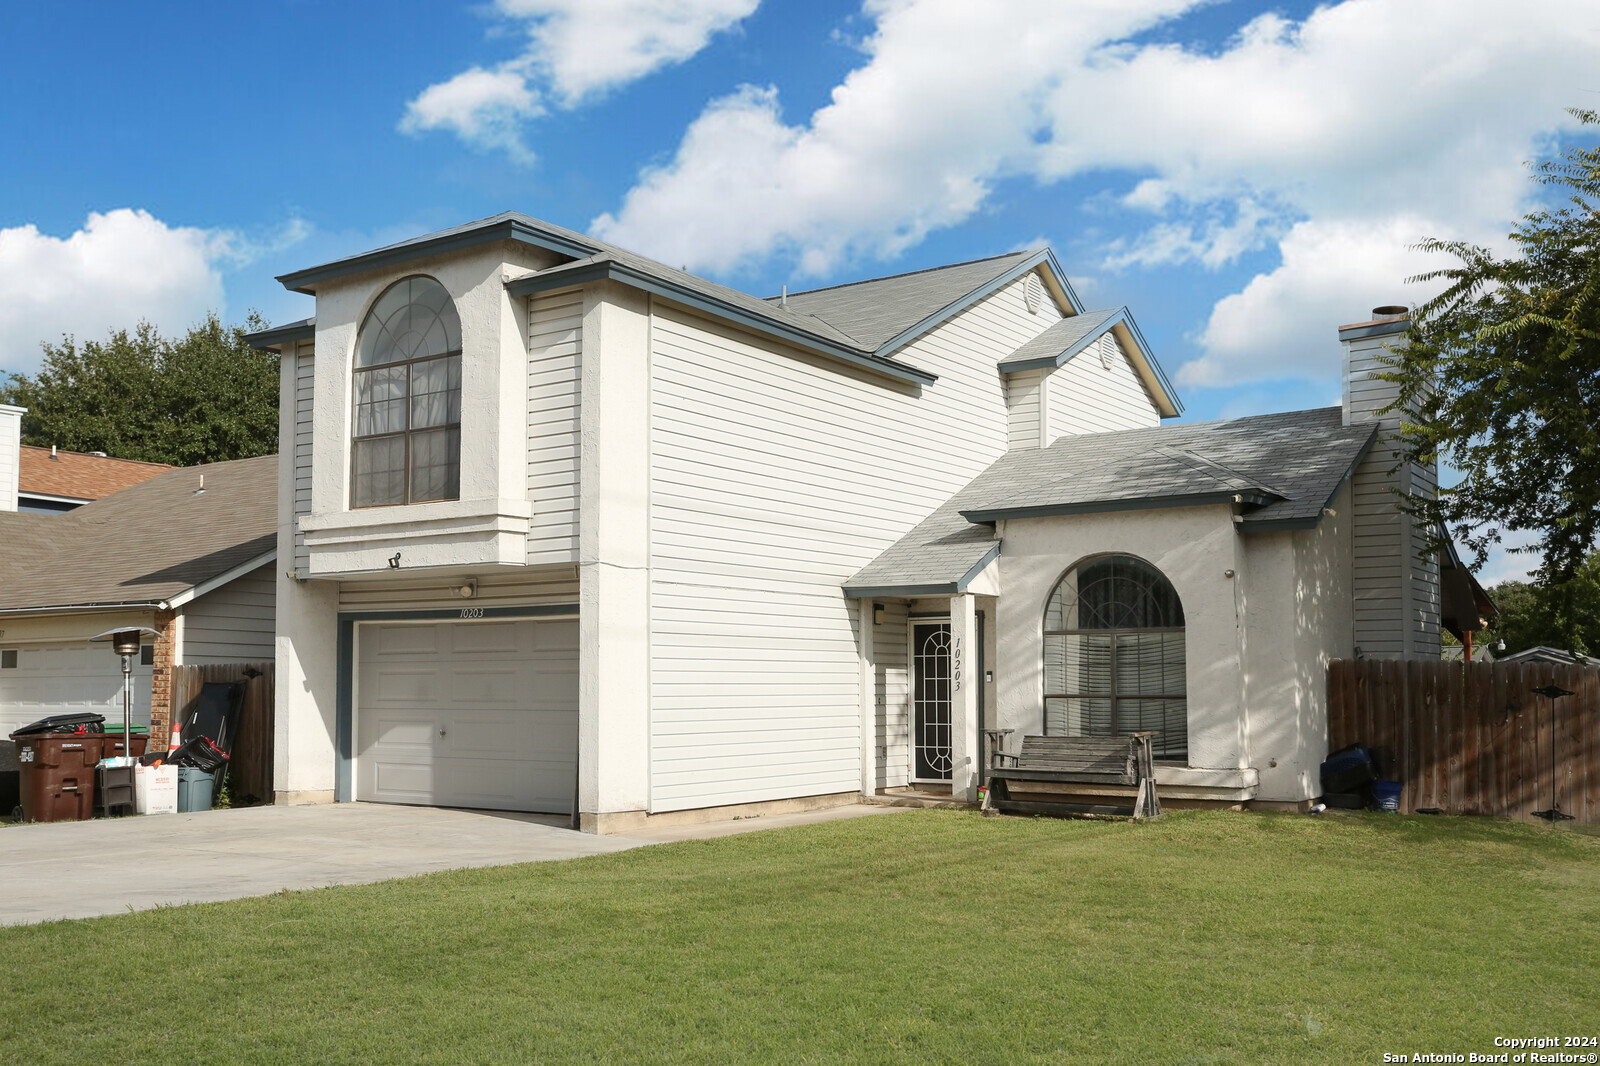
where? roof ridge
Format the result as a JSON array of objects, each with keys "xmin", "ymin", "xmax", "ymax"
[
  {"xmin": 19, "ymin": 446, "xmax": 172, "ymax": 468},
  {"xmin": 1155, "ymin": 446, "xmax": 1288, "ymax": 498},
  {"xmin": 769, "ymin": 250, "xmax": 1035, "ymax": 301}
]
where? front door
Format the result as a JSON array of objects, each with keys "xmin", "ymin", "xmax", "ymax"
[{"xmin": 912, "ymin": 622, "xmax": 953, "ymax": 782}]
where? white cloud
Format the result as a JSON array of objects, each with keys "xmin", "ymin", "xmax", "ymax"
[
  {"xmin": 0, "ymin": 210, "xmax": 234, "ymax": 377},
  {"xmin": 1179, "ymin": 216, "xmax": 1446, "ymax": 386},
  {"xmin": 593, "ymin": 0, "xmax": 1599, "ymax": 382},
  {"xmin": 501, "ymin": 0, "xmax": 760, "ymax": 104},
  {"xmin": 400, "ymin": 67, "xmax": 544, "ymax": 162},
  {"xmin": 401, "ymin": 0, "xmax": 757, "ymax": 158}
]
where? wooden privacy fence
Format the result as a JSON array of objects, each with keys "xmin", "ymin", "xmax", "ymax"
[
  {"xmin": 1328, "ymin": 658, "xmax": 1600, "ymax": 821},
  {"xmin": 171, "ymin": 662, "xmax": 274, "ymax": 807}
]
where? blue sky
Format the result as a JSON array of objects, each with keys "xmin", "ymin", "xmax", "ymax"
[{"xmin": 3, "ymin": 1, "xmax": 1595, "ymax": 574}]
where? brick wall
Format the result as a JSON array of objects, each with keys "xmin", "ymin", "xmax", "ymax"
[{"xmin": 148, "ymin": 609, "xmax": 177, "ymax": 746}]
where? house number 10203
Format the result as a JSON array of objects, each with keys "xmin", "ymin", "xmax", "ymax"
[
  {"xmin": 952, "ymin": 635, "xmax": 963, "ymax": 691},
  {"xmin": 459, "ymin": 606, "xmax": 485, "ymax": 619}
]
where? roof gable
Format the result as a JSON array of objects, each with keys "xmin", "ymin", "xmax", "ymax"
[{"xmin": 996, "ymin": 307, "xmax": 1181, "ymax": 418}]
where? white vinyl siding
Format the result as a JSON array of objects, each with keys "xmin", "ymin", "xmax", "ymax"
[
  {"xmin": 1005, "ymin": 369, "xmax": 1045, "ymax": 450},
  {"xmin": 337, "ymin": 566, "xmax": 578, "ymax": 613},
  {"xmin": 292, "ymin": 342, "xmax": 314, "ymax": 575},
  {"xmin": 526, "ymin": 288, "xmax": 583, "ymax": 565},
  {"xmin": 1046, "ymin": 330, "xmax": 1161, "ymax": 441},
  {"xmin": 0, "ymin": 408, "xmax": 19, "ymax": 512},
  {"xmin": 647, "ymin": 273, "xmax": 1060, "ymax": 812},
  {"xmin": 873, "ymin": 600, "xmax": 910, "ymax": 790},
  {"xmin": 181, "ymin": 564, "xmax": 277, "ymax": 664}
]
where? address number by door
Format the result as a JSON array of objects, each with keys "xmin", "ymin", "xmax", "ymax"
[{"xmin": 459, "ymin": 606, "xmax": 485, "ymax": 619}]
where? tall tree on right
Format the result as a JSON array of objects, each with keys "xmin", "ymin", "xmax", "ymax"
[{"xmin": 1387, "ymin": 108, "xmax": 1600, "ymax": 633}]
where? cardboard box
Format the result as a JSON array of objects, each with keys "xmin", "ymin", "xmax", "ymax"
[{"xmin": 134, "ymin": 765, "xmax": 178, "ymax": 815}]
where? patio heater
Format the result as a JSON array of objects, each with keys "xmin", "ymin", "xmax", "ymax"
[
  {"xmin": 90, "ymin": 627, "xmax": 163, "ymax": 762},
  {"xmin": 1530, "ymin": 683, "xmax": 1576, "ymax": 822}
]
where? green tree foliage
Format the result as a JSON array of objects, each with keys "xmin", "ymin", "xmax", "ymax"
[
  {"xmin": 0, "ymin": 313, "xmax": 279, "ymax": 466},
  {"xmin": 1387, "ymin": 108, "xmax": 1600, "ymax": 586},
  {"xmin": 1480, "ymin": 553, "xmax": 1600, "ymax": 657}
]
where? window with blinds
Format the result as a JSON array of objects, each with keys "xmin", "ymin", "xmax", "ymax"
[
  {"xmin": 1043, "ymin": 554, "xmax": 1187, "ymax": 761},
  {"xmin": 351, "ymin": 275, "xmax": 463, "ymax": 508}
]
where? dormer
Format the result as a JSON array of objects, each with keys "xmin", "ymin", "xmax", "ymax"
[{"xmin": 997, "ymin": 305, "xmax": 1178, "ymax": 448}]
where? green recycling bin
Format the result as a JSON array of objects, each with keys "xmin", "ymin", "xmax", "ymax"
[{"xmin": 176, "ymin": 768, "xmax": 215, "ymax": 813}]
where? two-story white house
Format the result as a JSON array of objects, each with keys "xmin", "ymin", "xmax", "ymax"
[{"xmin": 249, "ymin": 213, "xmax": 1462, "ymax": 831}]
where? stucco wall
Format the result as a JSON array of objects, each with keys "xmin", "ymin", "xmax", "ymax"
[
  {"xmin": 993, "ymin": 494, "xmax": 1353, "ymax": 803},
  {"xmin": 995, "ymin": 504, "xmax": 1247, "ymax": 771}
]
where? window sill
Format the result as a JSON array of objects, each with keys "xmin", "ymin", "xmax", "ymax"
[
  {"xmin": 1152, "ymin": 765, "xmax": 1260, "ymax": 801},
  {"xmin": 299, "ymin": 497, "xmax": 534, "ymax": 576}
]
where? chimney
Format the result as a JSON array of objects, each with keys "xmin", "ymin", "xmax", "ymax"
[
  {"xmin": 0, "ymin": 404, "xmax": 23, "ymax": 512},
  {"xmin": 1338, "ymin": 307, "xmax": 1439, "ymax": 660},
  {"xmin": 1340, "ymin": 305, "xmax": 1410, "ymax": 427}
]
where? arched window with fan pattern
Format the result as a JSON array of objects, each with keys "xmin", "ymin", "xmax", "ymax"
[
  {"xmin": 350, "ymin": 275, "xmax": 463, "ymax": 508},
  {"xmin": 1043, "ymin": 554, "xmax": 1187, "ymax": 761}
]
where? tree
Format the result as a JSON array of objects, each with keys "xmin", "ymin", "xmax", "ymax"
[
  {"xmin": 0, "ymin": 313, "xmax": 279, "ymax": 466},
  {"xmin": 1386, "ymin": 108, "xmax": 1600, "ymax": 587},
  {"xmin": 1478, "ymin": 553, "xmax": 1600, "ymax": 657}
]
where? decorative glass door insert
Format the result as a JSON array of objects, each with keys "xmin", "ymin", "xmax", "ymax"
[{"xmin": 912, "ymin": 622, "xmax": 953, "ymax": 781}]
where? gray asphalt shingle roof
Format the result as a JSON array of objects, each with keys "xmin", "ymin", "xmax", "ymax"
[
  {"xmin": 845, "ymin": 407, "xmax": 1376, "ymax": 594},
  {"xmin": 996, "ymin": 307, "xmax": 1123, "ymax": 371},
  {"xmin": 772, "ymin": 252, "xmax": 1036, "ymax": 351},
  {"xmin": 0, "ymin": 455, "xmax": 276, "ymax": 611}
]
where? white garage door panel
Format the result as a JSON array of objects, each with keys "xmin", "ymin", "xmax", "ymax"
[
  {"xmin": 0, "ymin": 641, "xmax": 153, "ymax": 735},
  {"xmin": 355, "ymin": 619, "xmax": 578, "ymax": 814}
]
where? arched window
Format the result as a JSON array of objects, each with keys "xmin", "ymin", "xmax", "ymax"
[
  {"xmin": 1043, "ymin": 555, "xmax": 1187, "ymax": 761},
  {"xmin": 351, "ymin": 275, "xmax": 462, "ymax": 508}
]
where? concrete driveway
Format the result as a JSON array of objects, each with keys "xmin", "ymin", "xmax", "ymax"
[
  {"xmin": 0, "ymin": 800, "xmax": 904, "ymax": 926},
  {"xmin": 0, "ymin": 802, "xmax": 646, "ymax": 926}
]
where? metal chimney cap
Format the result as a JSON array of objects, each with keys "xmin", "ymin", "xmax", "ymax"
[{"xmin": 1371, "ymin": 305, "xmax": 1408, "ymax": 318}]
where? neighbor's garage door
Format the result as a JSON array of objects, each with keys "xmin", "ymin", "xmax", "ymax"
[
  {"xmin": 0, "ymin": 641, "xmax": 153, "ymax": 736},
  {"xmin": 355, "ymin": 619, "xmax": 578, "ymax": 814}
]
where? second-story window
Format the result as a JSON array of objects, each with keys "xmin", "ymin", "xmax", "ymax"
[{"xmin": 351, "ymin": 275, "xmax": 462, "ymax": 508}]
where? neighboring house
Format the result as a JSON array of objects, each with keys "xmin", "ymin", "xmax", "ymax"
[
  {"xmin": 247, "ymin": 212, "xmax": 1463, "ymax": 831},
  {"xmin": 0, "ymin": 437, "xmax": 276, "ymax": 742},
  {"xmin": 1495, "ymin": 646, "xmax": 1600, "ymax": 667},
  {"xmin": 19, "ymin": 444, "xmax": 171, "ymax": 514}
]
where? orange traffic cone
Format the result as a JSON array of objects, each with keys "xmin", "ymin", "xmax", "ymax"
[{"xmin": 154, "ymin": 721, "xmax": 182, "ymax": 766}]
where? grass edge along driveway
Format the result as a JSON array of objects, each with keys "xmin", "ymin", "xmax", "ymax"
[{"xmin": 1, "ymin": 809, "xmax": 1596, "ymax": 1064}]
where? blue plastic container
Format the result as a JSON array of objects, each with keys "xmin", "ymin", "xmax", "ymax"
[{"xmin": 1371, "ymin": 780, "xmax": 1402, "ymax": 812}]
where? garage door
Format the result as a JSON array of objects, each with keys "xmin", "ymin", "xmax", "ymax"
[
  {"xmin": 0, "ymin": 641, "xmax": 153, "ymax": 736},
  {"xmin": 355, "ymin": 619, "xmax": 578, "ymax": 814}
]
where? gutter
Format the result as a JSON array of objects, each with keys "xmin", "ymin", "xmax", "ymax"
[{"xmin": 0, "ymin": 601, "xmax": 168, "ymax": 616}]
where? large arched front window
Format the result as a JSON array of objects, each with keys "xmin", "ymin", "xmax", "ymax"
[
  {"xmin": 351, "ymin": 275, "xmax": 462, "ymax": 508},
  {"xmin": 1043, "ymin": 555, "xmax": 1187, "ymax": 761}
]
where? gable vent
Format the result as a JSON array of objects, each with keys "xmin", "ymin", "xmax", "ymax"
[{"xmin": 1024, "ymin": 273, "xmax": 1043, "ymax": 314}]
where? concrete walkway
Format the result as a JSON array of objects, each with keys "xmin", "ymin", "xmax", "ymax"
[{"xmin": 0, "ymin": 800, "xmax": 903, "ymax": 926}]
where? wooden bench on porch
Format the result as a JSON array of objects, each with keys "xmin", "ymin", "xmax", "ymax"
[{"xmin": 982, "ymin": 731, "xmax": 1161, "ymax": 820}]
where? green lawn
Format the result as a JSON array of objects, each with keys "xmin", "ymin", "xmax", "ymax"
[{"xmin": 2, "ymin": 810, "xmax": 1597, "ymax": 1064}]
